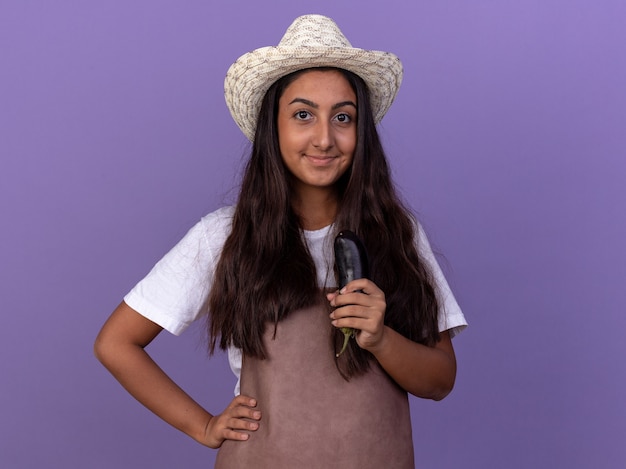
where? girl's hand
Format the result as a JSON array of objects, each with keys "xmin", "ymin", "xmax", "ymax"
[
  {"xmin": 326, "ymin": 279, "xmax": 387, "ymax": 351},
  {"xmin": 202, "ymin": 395, "xmax": 261, "ymax": 448}
]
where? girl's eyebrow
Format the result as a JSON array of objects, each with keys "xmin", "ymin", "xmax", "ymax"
[{"xmin": 288, "ymin": 98, "xmax": 357, "ymax": 110}]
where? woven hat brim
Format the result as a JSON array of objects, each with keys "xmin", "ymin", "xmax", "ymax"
[{"xmin": 225, "ymin": 46, "xmax": 403, "ymax": 141}]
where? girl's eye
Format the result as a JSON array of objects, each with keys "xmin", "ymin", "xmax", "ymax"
[
  {"xmin": 295, "ymin": 110, "xmax": 312, "ymax": 120},
  {"xmin": 334, "ymin": 113, "xmax": 352, "ymax": 123}
]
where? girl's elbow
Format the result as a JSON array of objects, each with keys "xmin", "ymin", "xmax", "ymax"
[
  {"xmin": 430, "ymin": 382, "xmax": 454, "ymax": 401},
  {"xmin": 428, "ymin": 369, "xmax": 456, "ymax": 401},
  {"xmin": 93, "ymin": 333, "xmax": 108, "ymax": 364},
  {"xmin": 409, "ymin": 373, "xmax": 455, "ymax": 401},
  {"xmin": 93, "ymin": 330, "xmax": 116, "ymax": 368}
]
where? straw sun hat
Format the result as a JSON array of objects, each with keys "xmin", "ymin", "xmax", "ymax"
[{"xmin": 224, "ymin": 14, "xmax": 403, "ymax": 141}]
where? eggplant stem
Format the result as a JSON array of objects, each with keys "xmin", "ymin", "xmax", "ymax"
[{"xmin": 336, "ymin": 327, "xmax": 355, "ymax": 357}]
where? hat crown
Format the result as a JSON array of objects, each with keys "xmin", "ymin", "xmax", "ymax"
[{"xmin": 278, "ymin": 14, "xmax": 353, "ymax": 49}]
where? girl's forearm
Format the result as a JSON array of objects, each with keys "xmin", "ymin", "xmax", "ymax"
[
  {"xmin": 368, "ymin": 328, "xmax": 457, "ymax": 400},
  {"xmin": 94, "ymin": 303, "xmax": 214, "ymax": 443},
  {"xmin": 95, "ymin": 336, "xmax": 213, "ymax": 445}
]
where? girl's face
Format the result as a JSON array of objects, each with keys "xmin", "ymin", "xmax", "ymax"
[{"xmin": 277, "ymin": 69, "xmax": 357, "ymax": 196}]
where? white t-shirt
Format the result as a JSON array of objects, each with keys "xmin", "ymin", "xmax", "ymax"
[{"xmin": 124, "ymin": 206, "xmax": 467, "ymax": 394}]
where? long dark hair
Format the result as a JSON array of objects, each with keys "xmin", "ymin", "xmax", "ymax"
[{"xmin": 207, "ymin": 68, "xmax": 440, "ymax": 378}]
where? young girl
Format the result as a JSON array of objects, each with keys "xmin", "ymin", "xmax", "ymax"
[{"xmin": 95, "ymin": 14, "xmax": 467, "ymax": 468}]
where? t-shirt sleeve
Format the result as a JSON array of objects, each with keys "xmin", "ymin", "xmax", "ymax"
[
  {"xmin": 415, "ymin": 223, "xmax": 468, "ymax": 338},
  {"xmin": 123, "ymin": 207, "xmax": 233, "ymax": 335}
]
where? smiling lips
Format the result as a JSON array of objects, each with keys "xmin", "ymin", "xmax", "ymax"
[{"xmin": 305, "ymin": 154, "xmax": 338, "ymax": 165}]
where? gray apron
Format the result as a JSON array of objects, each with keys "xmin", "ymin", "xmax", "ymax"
[{"xmin": 215, "ymin": 299, "xmax": 414, "ymax": 468}]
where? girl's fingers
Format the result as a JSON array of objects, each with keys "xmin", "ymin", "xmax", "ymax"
[
  {"xmin": 227, "ymin": 395, "xmax": 257, "ymax": 409},
  {"xmin": 331, "ymin": 292, "xmax": 386, "ymax": 313},
  {"xmin": 222, "ymin": 428, "xmax": 252, "ymax": 441},
  {"xmin": 340, "ymin": 279, "xmax": 384, "ymax": 296},
  {"xmin": 224, "ymin": 415, "xmax": 260, "ymax": 432},
  {"xmin": 327, "ymin": 279, "xmax": 386, "ymax": 351},
  {"xmin": 331, "ymin": 312, "xmax": 380, "ymax": 330},
  {"xmin": 206, "ymin": 395, "xmax": 262, "ymax": 446},
  {"xmin": 330, "ymin": 304, "xmax": 366, "ymax": 319},
  {"xmin": 225, "ymin": 396, "xmax": 261, "ymax": 421}
]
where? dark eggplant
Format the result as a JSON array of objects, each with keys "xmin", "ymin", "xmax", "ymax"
[{"xmin": 333, "ymin": 230, "xmax": 369, "ymax": 357}]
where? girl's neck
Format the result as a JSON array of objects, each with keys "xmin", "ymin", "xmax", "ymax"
[{"xmin": 292, "ymin": 187, "xmax": 338, "ymax": 231}]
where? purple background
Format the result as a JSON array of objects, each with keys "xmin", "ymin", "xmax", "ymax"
[{"xmin": 1, "ymin": 1, "xmax": 624, "ymax": 468}]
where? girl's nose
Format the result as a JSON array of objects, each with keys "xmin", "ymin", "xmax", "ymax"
[{"xmin": 312, "ymin": 121, "xmax": 334, "ymax": 151}]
